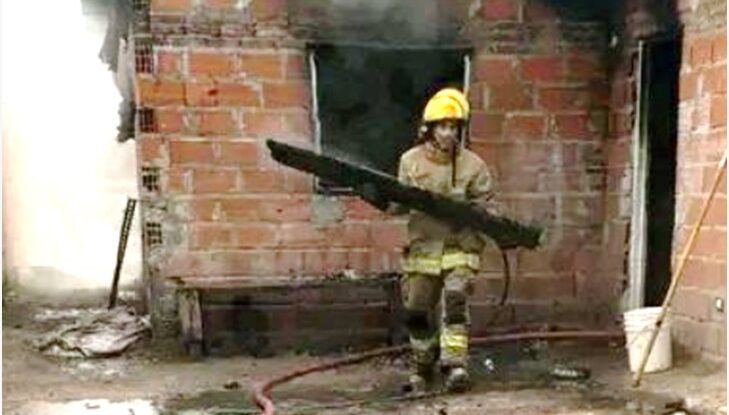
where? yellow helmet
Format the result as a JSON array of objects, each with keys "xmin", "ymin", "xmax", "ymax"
[
  {"xmin": 434, "ymin": 88, "xmax": 470, "ymax": 118},
  {"xmin": 422, "ymin": 88, "xmax": 470, "ymax": 123}
]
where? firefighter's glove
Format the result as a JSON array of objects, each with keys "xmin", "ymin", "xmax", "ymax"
[{"xmin": 357, "ymin": 182, "xmax": 389, "ymax": 211}]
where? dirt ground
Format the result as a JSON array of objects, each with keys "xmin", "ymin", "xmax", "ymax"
[{"xmin": 3, "ymin": 292, "xmax": 726, "ymax": 415}]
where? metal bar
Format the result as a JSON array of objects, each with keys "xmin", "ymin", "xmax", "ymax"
[{"xmin": 109, "ymin": 197, "xmax": 137, "ymax": 309}]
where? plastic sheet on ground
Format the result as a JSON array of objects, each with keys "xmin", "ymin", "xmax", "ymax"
[{"xmin": 34, "ymin": 307, "xmax": 150, "ymax": 358}]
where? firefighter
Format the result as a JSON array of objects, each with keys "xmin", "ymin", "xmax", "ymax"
[{"xmin": 360, "ymin": 88, "xmax": 501, "ymax": 393}]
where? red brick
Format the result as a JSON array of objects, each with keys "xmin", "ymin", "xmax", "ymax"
[
  {"xmin": 192, "ymin": 169, "xmax": 238, "ymax": 193},
  {"xmin": 185, "ymin": 80, "xmax": 219, "ymax": 106},
  {"xmin": 705, "ymin": 197, "xmax": 727, "ymax": 226},
  {"xmin": 273, "ymin": 251, "xmax": 304, "ymax": 275},
  {"xmin": 190, "ymin": 199, "xmax": 218, "ymax": 221},
  {"xmin": 473, "ymin": 57, "xmax": 518, "ymax": 83},
  {"xmin": 566, "ymin": 55, "xmax": 602, "ymax": 80},
  {"xmin": 539, "ymin": 170, "xmax": 584, "ymax": 192},
  {"xmin": 504, "ymin": 114, "xmax": 547, "ymax": 138},
  {"xmin": 368, "ymin": 250, "xmax": 399, "ymax": 273},
  {"xmin": 488, "ymin": 84, "xmax": 533, "ymax": 110},
  {"xmin": 217, "ymin": 82, "xmax": 262, "ymax": 106},
  {"xmin": 693, "ymin": 228, "xmax": 727, "ymax": 258},
  {"xmin": 157, "ymin": 50, "xmax": 182, "ymax": 75},
  {"xmin": 343, "ymin": 198, "xmax": 383, "ymax": 220},
  {"xmin": 250, "ymin": 0, "xmax": 285, "ymax": 20},
  {"xmin": 521, "ymin": 57, "xmax": 563, "ymax": 82},
  {"xmin": 509, "ymin": 195, "xmax": 558, "ymax": 224},
  {"xmin": 369, "ymin": 221, "xmax": 407, "ymax": 249},
  {"xmin": 538, "ymin": 87, "xmax": 589, "ymax": 111},
  {"xmin": 137, "ymin": 78, "xmax": 185, "ymax": 105},
  {"xmin": 610, "ymin": 111, "xmax": 633, "ymax": 137},
  {"xmin": 704, "ymin": 129, "xmax": 728, "ymax": 163},
  {"xmin": 204, "ymin": 0, "xmax": 235, "ymax": 10},
  {"xmin": 683, "ymin": 259, "xmax": 725, "ymax": 290},
  {"xmin": 690, "ymin": 37, "xmax": 713, "ymax": 68},
  {"xmin": 242, "ymin": 112, "xmax": 283, "ymax": 137},
  {"xmin": 561, "ymin": 195, "xmax": 602, "ymax": 225},
  {"xmin": 261, "ymin": 197, "xmax": 311, "ymax": 222},
  {"xmin": 150, "ymin": 0, "xmax": 190, "ymax": 13},
  {"xmin": 283, "ymin": 112, "xmax": 313, "ymax": 139},
  {"xmin": 283, "ymin": 169, "xmax": 312, "ymax": 193},
  {"xmin": 177, "ymin": 251, "xmax": 258, "ymax": 276},
  {"xmin": 322, "ymin": 223, "xmax": 371, "ymax": 248},
  {"xmin": 190, "ymin": 224, "xmax": 234, "ymax": 249},
  {"xmin": 672, "ymin": 318, "xmax": 721, "ymax": 357},
  {"xmin": 498, "ymin": 142, "xmax": 557, "ymax": 170},
  {"xmin": 673, "ymin": 288, "xmax": 711, "ymax": 321},
  {"xmin": 322, "ymin": 251, "xmax": 349, "ymax": 273},
  {"xmin": 481, "ymin": 0, "xmax": 519, "ymax": 20},
  {"xmin": 691, "ymin": 96, "xmax": 712, "ymax": 129},
  {"xmin": 157, "ymin": 109, "xmax": 185, "ymax": 134},
  {"xmin": 169, "ymin": 140, "xmax": 214, "ymax": 164},
  {"xmin": 189, "ymin": 51, "xmax": 236, "ymax": 77},
  {"xmin": 468, "ymin": 84, "xmax": 485, "ymax": 110},
  {"xmin": 220, "ymin": 198, "xmax": 262, "ymax": 221},
  {"xmin": 710, "ymin": 94, "xmax": 726, "ymax": 127},
  {"xmin": 500, "ymin": 169, "xmax": 540, "ymax": 192},
  {"xmin": 702, "ymin": 165, "xmax": 727, "ymax": 193},
  {"xmin": 240, "ymin": 169, "xmax": 284, "ymax": 193},
  {"xmin": 512, "ymin": 276, "xmax": 574, "ymax": 300},
  {"xmin": 711, "ymin": 33, "xmax": 727, "ymax": 62},
  {"xmin": 468, "ymin": 142, "xmax": 499, "ymax": 170},
  {"xmin": 552, "ymin": 114, "xmax": 590, "ymax": 138},
  {"xmin": 240, "ymin": 53, "xmax": 283, "ymax": 79},
  {"xmin": 217, "ymin": 142, "xmax": 259, "ymax": 166},
  {"xmin": 139, "ymin": 137, "xmax": 164, "ymax": 162},
  {"xmin": 679, "ymin": 72, "xmax": 699, "ymax": 101},
  {"xmin": 523, "ymin": 0, "xmax": 555, "ymax": 21},
  {"xmin": 234, "ymin": 224, "xmax": 278, "ymax": 247},
  {"xmin": 280, "ymin": 223, "xmax": 327, "ymax": 248},
  {"xmin": 284, "ymin": 54, "xmax": 308, "ymax": 79},
  {"xmin": 346, "ymin": 250, "xmax": 371, "ymax": 272},
  {"xmin": 676, "ymin": 166, "xmax": 704, "ymax": 194},
  {"xmin": 470, "ymin": 111, "xmax": 504, "ymax": 139},
  {"xmin": 194, "ymin": 110, "xmax": 236, "ymax": 136},
  {"xmin": 610, "ymin": 80, "xmax": 629, "ymax": 107},
  {"xmin": 164, "ymin": 168, "xmax": 187, "ymax": 194},
  {"xmin": 681, "ymin": 196, "xmax": 703, "ymax": 226},
  {"xmin": 703, "ymin": 65, "xmax": 726, "ymax": 93},
  {"xmin": 262, "ymin": 82, "xmax": 310, "ymax": 108},
  {"xmin": 587, "ymin": 81, "xmax": 610, "ymax": 106}
]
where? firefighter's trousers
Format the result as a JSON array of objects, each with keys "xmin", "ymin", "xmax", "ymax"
[{"xmin": 401, "ymin": 266, "xmax": 473, "ymax": 373}]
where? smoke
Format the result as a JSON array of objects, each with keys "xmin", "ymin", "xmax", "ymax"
[
  {"xmin": 291, "ymin": 0, "xmax": 451, "ymax": 45},
  {"xmin": 2, "ymin": 0, "xmax": 141, "ymax": 292}
]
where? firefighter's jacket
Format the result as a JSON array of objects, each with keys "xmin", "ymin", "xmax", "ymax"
[{"xmin": 395, "ymin": 142, "xmax": 499, "ymax": 275}]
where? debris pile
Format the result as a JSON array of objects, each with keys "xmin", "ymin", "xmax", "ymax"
[{"xmin": 34, "ymin": 307, "xmax": 150, "ymax": 358}]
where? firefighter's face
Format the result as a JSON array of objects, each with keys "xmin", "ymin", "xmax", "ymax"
[{"xmin": 433, "ymin": 120, "xmax": 459, "ymax": 152}]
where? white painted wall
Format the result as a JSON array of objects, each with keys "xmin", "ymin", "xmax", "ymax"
[{"xmin": 1, "ymin": 0, "xmax": 141, "ymax": 291}]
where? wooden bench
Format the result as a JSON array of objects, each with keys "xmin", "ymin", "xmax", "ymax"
[{"xmin": 172, "ymin": 274, "xmax": 405, "ymax": 357}]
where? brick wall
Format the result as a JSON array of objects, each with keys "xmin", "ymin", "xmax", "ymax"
[
  {"xmin": 461, "ymin": 2, "xmax": 616, "ymax": 328},
  {"xmin": 615, "ymin": 0, "xmax": 726, "ymax": 360},
  {"xmin": 671, "ymin": 0, "xmax": 726, "ymax": 360},
  {"xmin": 134, "ymin": 0, "xmax": 626, "ymax": 343}
]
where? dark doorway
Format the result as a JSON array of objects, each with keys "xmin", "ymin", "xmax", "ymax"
[
  {"xmin": 311, "ymin": 44, "xmax": 469, "ymax": 194},
  {"xmin": 643, "ymin": 37, "xmax": 680, "ymax": 306}
]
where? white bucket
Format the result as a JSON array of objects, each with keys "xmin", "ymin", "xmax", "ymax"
[{"xmin": 623, "ymin": 307, "xmax": 672, "ymax": 373}]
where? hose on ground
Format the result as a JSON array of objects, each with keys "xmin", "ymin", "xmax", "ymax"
[{"xmin": 250, "ymin": 329, "xmax": 624, "ymax": 415}]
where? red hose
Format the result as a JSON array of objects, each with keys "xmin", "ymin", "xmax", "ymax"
[{"xmin": 250, "ymin": 329, "xmax": 623, "ymax": 414}]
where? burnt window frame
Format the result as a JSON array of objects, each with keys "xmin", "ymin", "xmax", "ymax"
[{"xmin": 308, "ymin": 44, "xmax": 473, "ymax": 195}]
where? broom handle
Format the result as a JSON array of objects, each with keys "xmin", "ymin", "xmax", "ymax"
[{"xmin": 632, "ymin": 151, "xmax": 727, "ymax": 387}]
